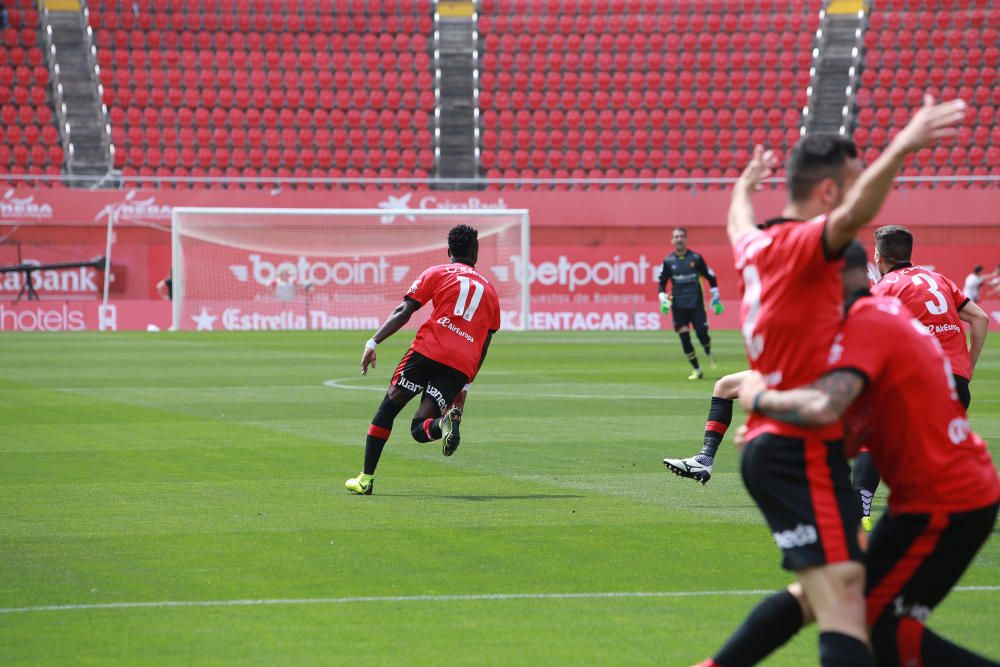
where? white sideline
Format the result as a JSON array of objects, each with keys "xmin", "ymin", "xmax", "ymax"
[{"xmin": 1, "ymin": 587, "xmax": 997, "ymax": 615}]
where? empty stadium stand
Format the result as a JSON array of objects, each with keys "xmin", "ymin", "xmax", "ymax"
[
  {"xmin": 477, "ymin": 0, "xmax": 821, "ymax": 189},
  {"xmin": 0, "ymin": 1, "xmax": 65, "ymax": 185},
  {"xmin": 855, "ymin": 0, "xmax": 999, "ymax": 187},
  {"xmin": 91, "ymin": 0, "xmax": 436, "ymax": 188}
]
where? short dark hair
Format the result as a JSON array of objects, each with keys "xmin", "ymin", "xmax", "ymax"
[
  {"xmin": 786, "ymin": 134, "xmax": 859, "ymax": 203},
  {"xmin": 448, "ymin": 224, "xmax": 479, "ymax": 259},
  {"xmin": 843, "ymin": 240, "xmax": 868, "ymax": 271},
  {"xmin": 874, "ymin": 225, "xmax": 913, "ymax": 264},
  {"xmin": 673, "ymin": 227, "xmax": 688, "ymax": 236},
  {"xmin": 973, "ymin": 264, "xmax": 983, "ymax": 274}
]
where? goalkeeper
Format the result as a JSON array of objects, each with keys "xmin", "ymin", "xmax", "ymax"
[{"xmin": 656, "ymin": 227, "xmax": 723, "ymax": 380}]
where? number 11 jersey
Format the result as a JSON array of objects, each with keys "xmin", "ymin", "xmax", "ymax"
[
  {"xmin": 405, "ymin": 262, "xmax": 501, "ymax": 380},
  {"xmin": 871, "ymin": 265, "xmax": 971, "ymax": 380}
]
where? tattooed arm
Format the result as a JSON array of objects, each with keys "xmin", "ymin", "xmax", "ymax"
[{"xmin": 738, "ymin": 370, "xmax": 866, "ymax": 427}]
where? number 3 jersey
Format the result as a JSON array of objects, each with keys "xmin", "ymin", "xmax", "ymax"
[
  {"xmin": 870, "ymin": 265, "xmax": 971, "ymax": 380},
  {"xmin": 734, "ymin": 216, "xmax": 845, "ymax": 441},
  {"xmin": 405, "ymin": 262, "xmax": 501, "ymax": 380}
]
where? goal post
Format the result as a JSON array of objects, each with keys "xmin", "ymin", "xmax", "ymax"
[{"xmin": 170, "ymin": 207, "xmax": 530, "ymax": 332}]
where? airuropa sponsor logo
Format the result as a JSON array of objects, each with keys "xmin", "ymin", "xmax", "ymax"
[
  {"xmin": 0, "ymin": 190, "xmax": 53, "ymax": 220},
  {"xmin": 927, "ymin": 322, "xmax": 962, "ymax": 335},
  {"xmin": 772, "ymin": 524, "xmax": 818, "ymax": 550},
  {"xmin": 437, "ymin": 316, "xmax": 475, "ymax": 343},
  {"xmin": 94, "ymin": 190, "xmax": 171, "ymax": 223},
  {"xmin": 376, "ymin": 192, "xmax": 509, "ymax": 224},
  {"xmin": 507, "ymin": 255, "xmax": 654, "ymax": 292},
  {"xmin": 229, "ymin": 254, "xmax": 410, "ymax": 286}
]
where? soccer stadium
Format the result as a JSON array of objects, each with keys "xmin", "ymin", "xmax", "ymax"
[{"xmin": 1, "ymin": 0, "xmax": 999, "ymax": 664}]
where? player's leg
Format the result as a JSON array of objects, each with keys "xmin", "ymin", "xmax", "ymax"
[
  {"xmin": 852, "ymin": 449, "xmax": 880, "ymax": 532},
  {"xmin": 407, "ymin": 364, "xmax": 467, "ymax": 456},
  {"xmin": 867, "ymin": 502, "xmax": 999, "ymax": 666},
  {"xmin": 664, "ymin": 370, "xmax": 747, "ymax": 485},
  {"xmin": 954, "ymin": 373, "xmax": 972, "ymax": 410},
  {"xmin": 699, "ymin": 582, "xmax": 815, "ymax": 667},
  {"xmin": 345, "ymin": 351, "xmax": 423, "ymax": 494},
  {"xmin": 691, "ymin": 307, "xmax": 714, "ymax": 367},
  {"xmin": 741, "ymin": 435, "xmax": 873, "ymax": 666},
  {"xmin": 674, "ymin": 311, "xmax": 703, "ymax": 379}
]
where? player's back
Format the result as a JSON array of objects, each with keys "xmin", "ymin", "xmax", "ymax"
[
  {"xmin": 735, "ymin": 217, "xmax": 844, "ymax": 439},
  {"xmin": 871, "ymin": 265, "xmax": 971, "ymax": 379},
  {"xmin": 834, "ymin": 296, "xmax": 999, "ymax": 513},
  {"xmin": 407, "ymin": 262, "xmax": 501, "ymax": 379}
]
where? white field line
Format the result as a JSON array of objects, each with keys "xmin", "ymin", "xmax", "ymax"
[
  {"xmin": 322, "ymin": 378, "xmax": 692, "ymax": 400},
  {"xmin": 1, "ymin": 586, "xmax": 997, "ymax": 615}
]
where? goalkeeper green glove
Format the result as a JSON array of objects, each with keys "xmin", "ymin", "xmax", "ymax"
[
  {"xmin": 710, "ymin": 287, "xmax": 724, "ymax": 315},
  {"xmin": 658, "ymin": 292, "xmax": 671, "ymax": 314}
]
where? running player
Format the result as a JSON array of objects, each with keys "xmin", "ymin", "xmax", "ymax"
[
  {"xmin": 657, "ymin": 227, "xmax": 723, "ymax": 380},
  {"xmin": 693, "ymin": 242, "xmax": 999, "ymax": 667},
  {"xmin": 851, "ymin": 224, "xmax": 991, "ymax": 529},
  {"xmin": 345, "ymin": 224, "xmax": 501, "ymax": 495},
  {"xmin": 716, "ymin": 96, "xmax": 966, "ymax": 667}
]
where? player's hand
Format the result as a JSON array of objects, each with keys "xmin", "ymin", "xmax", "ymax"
[
  {"xmin": 891, "ymin": 95, "xmax": 966, "ymax": 154},
  {"xmin": 360, "ymin": 346, "xmax": 376, "ymax": 376},
  {"xmin": 710, "ymin": 288, "xmax": 724, "ymax": 315},
  {"xmin": 737, "ymin": 145, "xmax": 779, "ymax": 193},
  {"xmin": 658, "ymin": 292, "xmax": 671, "ymax": 314},
  {"xmin": 737, "ymin": 371, "xmax": 768, "ymax": 413},
  {"xmin": 450, "ymin": 389, "xmax": 468, "ymax": 412}
]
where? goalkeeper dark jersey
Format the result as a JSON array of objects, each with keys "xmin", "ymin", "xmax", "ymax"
[{"xmin": 657, "ymin": 250, "xmax": 718, "ymax": 310}]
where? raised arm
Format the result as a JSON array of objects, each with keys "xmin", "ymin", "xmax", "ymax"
[
  {"xmin": 728, "ymin": 146, "xmax": 778, "ymax": 247},
  {"xmin": 738, "ymin": 369, "xmax": 867, "ymax": 427},
  {"xmin": 824, "ymin": 95, "xmax": 966, "ymax": 255},
  {"xmin": 360, "ymin": 297, "xmax": 422, "ymax": 376},
  {"xmin": 958, "ymin": 299, "xmax": 989, "ymax": 376}
]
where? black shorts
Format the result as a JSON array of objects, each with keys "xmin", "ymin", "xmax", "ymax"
[
  {"xmin": 671, "ymin": 305, "xmax": 708, "ymax": 332},
  {"xmin": 741, "ymin": 433, "xmax": 865, "ymax": 571},
  {"xmin": 390, "ymin": 349, "xmax": 468, "ymax": 415},
  {"xmin": 865, "ymin": 501, "xmax": 998, "ymax": 626},
  {"xmin": 953, "ymin": 373, "xmax": 971, "ymax": 410}
]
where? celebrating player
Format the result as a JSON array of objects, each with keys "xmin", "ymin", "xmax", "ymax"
[
  {"xmin": 695, "ymin": 242, "xmax": 1000, "ymax": 667},
  {"xmin": 657, "ymin": 227, "xmax": 723, "ymax": 380},
  {"xmin": 710, "ymin": 96, "xmax": 968, "ymax": 667},
  {"xmin": 850, "ymin": 224, "xmax": 991, "ymax": 529},
  {"xmin": 663, "ymin": 131, "xmax": 880, "ymax": 484},
  {"xmin": 345, "ymin": 224, "xmax": 501, "ymax": 495}
]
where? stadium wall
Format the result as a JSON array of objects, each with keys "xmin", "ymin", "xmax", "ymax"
[{"xmin": 1, "ymin": 187, "xmax": 998, "ymax": 332}]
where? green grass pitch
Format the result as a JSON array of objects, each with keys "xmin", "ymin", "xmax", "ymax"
[{"xmin": 1, "ymin": 329, "xmax": 998, "ymax": 665}]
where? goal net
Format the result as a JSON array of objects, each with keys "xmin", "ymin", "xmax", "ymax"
[{"xmin": 170, "ymin": 207, "xmax": 530, "ymax": 332}]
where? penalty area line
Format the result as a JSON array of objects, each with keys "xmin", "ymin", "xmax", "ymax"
[{"xmin": 2, "ymin": 586, "xmax": 998, "ymax": 615}]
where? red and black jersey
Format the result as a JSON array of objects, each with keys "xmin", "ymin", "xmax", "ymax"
[
  {"xmin": 828, "ymin": 295, "xmax": 1000, "ymax": 514},
  {"xmin": 871, "ymin": 264, "xmax": 972, "ymax": 379},
  {"xmin": 405, "ymin": 263, "xmax": 501, "ymax": 380},
  {"xmin": 734, "ymin": 216, "xmax": 844, "ymax": 441}
]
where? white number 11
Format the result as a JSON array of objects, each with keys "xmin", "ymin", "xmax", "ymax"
[{"xmin": 454, "ymin": 276, "xmax": 484, "ymax": 321}]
